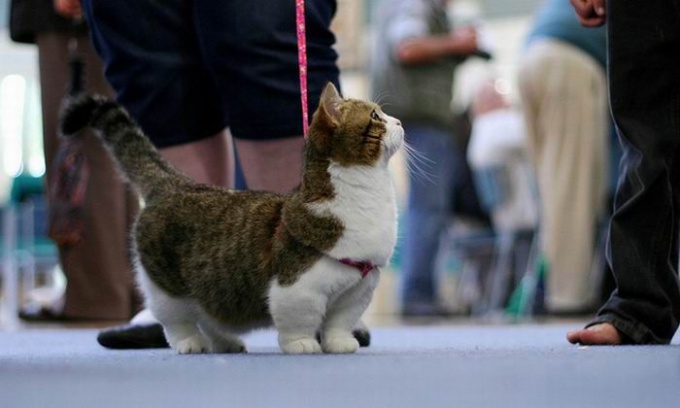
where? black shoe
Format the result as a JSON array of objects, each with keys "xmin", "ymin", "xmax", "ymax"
[
  {"xmin": 19, "ymin": 305, "xmax": 105, "ymax": 323},
  {"xmin": 100, "ymin": 322, "xmax": 371, "ymax": 349},
  {"xmin": 19, "ymin": 307, "xmax": 72, "ymax": 322},
  {"xmin": 97, "ymin": 323, "xmax": 169, "ymax": 349}
]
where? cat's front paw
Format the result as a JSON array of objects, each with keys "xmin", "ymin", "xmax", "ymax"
[
  {"xmin": 280, "ymin": 337, "xmax": 323, "ymax": 354},
  {"xmin": 174, "ymin": 335, "xmax": 209, "ymax": 354},
  {"xmin": 322, "ymin": 335, "xmax": 359, "ymax": 354}
]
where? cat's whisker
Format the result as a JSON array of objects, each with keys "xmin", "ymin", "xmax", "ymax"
[
  {"xmin": 371, "ymin": 91, "xmax": 391, "ymax": 107},
  {"xmin": 372, "ymin": 93, "xmax": 395, "ymax": 111},
  {"xmin": 400, "ymin": 140, "xmax": 436, "ymax": 184}
]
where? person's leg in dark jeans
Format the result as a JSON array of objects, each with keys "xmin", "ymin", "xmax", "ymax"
[{"xmin": 568, "ymin": 0, "xmax": 680, "ymax": 344}]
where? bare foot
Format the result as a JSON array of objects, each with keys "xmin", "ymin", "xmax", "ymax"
[{"xmin": 566, "ymin": 323, "xmax": 623, "ymax": 345}]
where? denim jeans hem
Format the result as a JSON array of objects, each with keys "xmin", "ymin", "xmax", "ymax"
[{"xmin": 586, "ymin": 314, "xmax": 667, "ymax": 345}]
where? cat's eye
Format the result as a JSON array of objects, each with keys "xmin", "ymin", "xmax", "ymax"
[{"xmin": 370, "ymin": 110, "xmax": 381, "ymax": 121}]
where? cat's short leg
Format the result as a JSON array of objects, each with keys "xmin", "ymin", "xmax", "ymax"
[
  {"xmin": 137, "ymin": 267, "xmax": 208, "ymax": 354},
  {"xmin": 269, "ymin": 280, "xmax": 326, "ymax": 354},
  {"xmin": 164, "ymin": 324, "xmax": 209, "ymax": 354},
  {"xmin": 322, "ymin": 269, "xmax": 380, "ymax": 354},
  {"xmin": 197, "ymin": 317, "xmax": 247, "ymax": 354}
]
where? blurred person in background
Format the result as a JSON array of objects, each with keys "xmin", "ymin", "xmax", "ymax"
[
  {"xmin": 517, "ymin": 0, "xmax": 608, "ymax": 316},
  {"xmin": 370, "ymin": 0, "xmax": 488, "ymax": 317},
  {"xmin": 9, "ymin": 0, "xmax": 142, "ymax": 322}
]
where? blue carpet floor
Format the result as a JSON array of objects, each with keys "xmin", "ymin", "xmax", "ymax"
[{"xmin": 1, "ymin": 325, "xmax": 678, "ymax": 408}]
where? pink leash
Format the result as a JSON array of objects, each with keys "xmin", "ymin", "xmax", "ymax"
[
  {"xmin": 296, "ymin": 2, "xmax": 373, "ymax": 279},
  {"xmin": 296, "ymin": 0, "xmax": 309, "ymax": 138}
]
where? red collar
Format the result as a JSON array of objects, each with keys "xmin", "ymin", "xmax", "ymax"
[{"xmin": 339, "ymin": 258, "xmax": 375, "ymax": 278}]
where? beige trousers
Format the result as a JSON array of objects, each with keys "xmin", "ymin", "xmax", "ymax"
[
  {"xmin": 518, "ymin": 39, "xmax": 609, "ymax": 312},
  {"xmin": 37, "ymin": 32, "xmax": 141, "ymax": 319}
]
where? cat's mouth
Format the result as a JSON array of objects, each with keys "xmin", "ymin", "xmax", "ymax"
[{"xmin": 383, "ymin": 124, "xmax": 404, "ymax": 158}]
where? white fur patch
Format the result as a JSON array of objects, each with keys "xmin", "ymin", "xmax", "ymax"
[
  {"xmin": 307, "ymin": 112, "xmax": 403, "ymax": 265},
  {"xmin": 310, "ymin": 164, "xmax": 398, "ymax": 264},
  {"xmin": 268, "ymin": 256, "xmax": 379, "ymax": 354}
]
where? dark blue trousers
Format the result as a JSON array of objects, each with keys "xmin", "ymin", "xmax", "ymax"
[{"xmin": 82, "ymin": 0, "xmax": 339, "ymax": 147}]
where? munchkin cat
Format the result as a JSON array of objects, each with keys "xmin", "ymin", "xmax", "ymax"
[{"xmin": 61, "ymin": 83, "xmax": 403, "ymax": 354}]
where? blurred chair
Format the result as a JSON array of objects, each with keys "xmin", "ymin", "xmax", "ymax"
[
  {"xmin": 446, "ymin": 190, "xmax": 539, "ymax": 318},
  {"xmin": 451, "ymin": 105, "xmax": 540, "ymax": 319}
]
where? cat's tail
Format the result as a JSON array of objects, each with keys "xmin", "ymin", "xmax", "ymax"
[{"xmin": 60, "ymin": 94, "xmax": 192, "ymax": 203}]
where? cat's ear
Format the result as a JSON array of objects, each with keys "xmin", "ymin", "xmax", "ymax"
[{"xmin": 318, "ymin": 82, "xmax": 342, "ymax": 127}]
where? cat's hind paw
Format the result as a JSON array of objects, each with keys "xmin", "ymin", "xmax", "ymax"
[
  {"xmin": 210, "ymin": 338, "xmax": 247, "ymax": 354},
  {"xmin": 322, "ymin": 335, "xmax": 359, "ymax": 354},
  {"xmin": 280, "ymin": 337, "xmax": 323, "ymax": 354},
  {"xmin": 174, "ymin": 335, "xmax": 209, "ymax": 354}
]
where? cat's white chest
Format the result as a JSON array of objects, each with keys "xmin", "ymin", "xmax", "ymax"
[{"xmin": 309, "ymin": 163, "xmax": 398, "ymax": 265}]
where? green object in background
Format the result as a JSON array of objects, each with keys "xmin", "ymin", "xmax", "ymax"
[
  {"xmin": 10, "ymin": 174, "xmax": 45, "ymax": 203},
  {"xmin": 4, "ymin": 174, "xmax": 57, "ymax": 254},
  {"xmin": 505, "ymin": 254, "xmax": 547, "ymax": 319}
]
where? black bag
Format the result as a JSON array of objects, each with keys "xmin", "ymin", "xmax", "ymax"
[
  {"xmin": 9, "ymin": 0, "xmax": 87, "ymax": 44},
  {"xmin": 9, "ymin": 0, "xmax": 35, "ymax": 43}
]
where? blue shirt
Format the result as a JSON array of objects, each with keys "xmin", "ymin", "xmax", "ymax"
[{"xmin": 526, "ymin": 0, "xmax": 607, "ymax": 67}]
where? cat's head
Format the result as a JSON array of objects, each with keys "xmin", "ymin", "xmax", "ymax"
[{"xmin": 308, "ymin": 82, "xmax": 403, "ymax": 166}]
